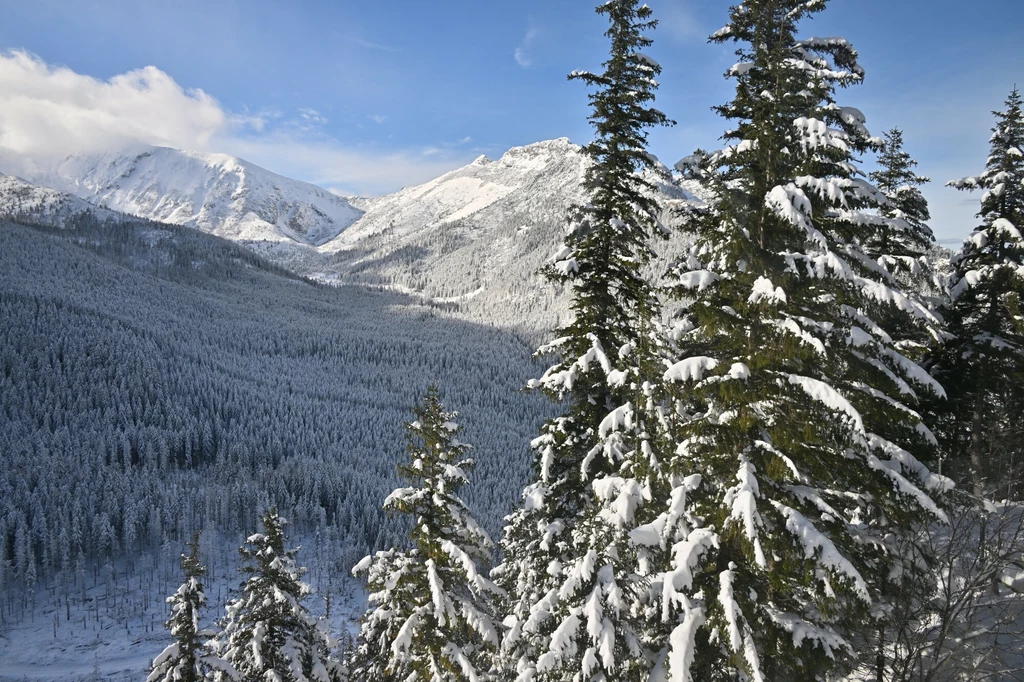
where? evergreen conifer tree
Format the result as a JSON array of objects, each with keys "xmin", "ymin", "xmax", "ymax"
[
  {"xmin": 212, "ymin": 510, "xmax": 342, "ymax": 682},
  {"xmin": 349, "ymin": 386, "xmax": 501, "ymax": 682},
  {"xmin": 147, "ymin": 534, "xmax": 222, "ymax": 682},
  {"xmin": 494, "ymin": 2, "xmax": 674, "ymax": 680},
  {"xmin": 655, "ymin": 2, "xmax": 951, "ymax": 679},
  {"xmin": 932, "ymin": 87, "xmax": 1024, "ymax": 496},
  {"xmin": 866, "ymin": 129, "xmax": 935, "ymax": 290}
]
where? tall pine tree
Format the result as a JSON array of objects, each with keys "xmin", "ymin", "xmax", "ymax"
[
  {"xmin": 211, "ymin": 510, "xmax": 343, "ymax": 682},
  {"xmin": 148, "ymin": 534, "xmax": 225, "ymax": 682},
  {"xmin": 655, "ymin": 1, "xmax": 950, "ymax": 679},
  {"xmin": 933, "ymin": 87, "xmax": 1024, "ymax": 497},
  {"xmin": 349, "ymin": 386, "xmax": 501, "ymax": 682},
  {"xmin": 494, "ymin": 1, "xmax": 674, "ymax": 680}
]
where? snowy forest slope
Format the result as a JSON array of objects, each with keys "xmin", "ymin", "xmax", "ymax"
[{"xmin": 0, "ymin": 212, "xmax": 548, "ymax": 604}]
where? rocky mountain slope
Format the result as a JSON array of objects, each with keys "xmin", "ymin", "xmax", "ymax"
[{"xmin": 0, "ymin": 174, "xmax": 123, "ymax": 225}]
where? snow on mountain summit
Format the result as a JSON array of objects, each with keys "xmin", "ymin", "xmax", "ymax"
[
  {"xmin": 28, "ymin": 146, "xmax": 364, "ymax": 246},
  {"xmin": 0, "ymin": 136, "xmax": 701, "ymax": 334},
  {"xmin": 328, "ymin": 137, "xmax": 587, "ymax": 249}
]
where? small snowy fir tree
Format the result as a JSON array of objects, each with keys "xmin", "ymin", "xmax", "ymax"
[
  {"xmin": 148, "ymin": 534, "xmax": 224, "ymax": 682},
  {"xmin": 932, "ymin": 87, "xmax": 1024, "ymax": 496},
  {"xmin": 659, "ymin": 1, "xmax": 951, "ymax": 679},
  {"xmin": 493, "ymin": 1, "xmax": 675, "ymax": 681},
  {"xmin": 212, "ymin": 510, "xmax": 343, "ymax": 682},
  {"xmin": 349, "ymin": 386, "xmax": 502, "ymax": 682},
  {"xmin": 866, "ymin": 128, "xmax": 936, "ymax": 291}
]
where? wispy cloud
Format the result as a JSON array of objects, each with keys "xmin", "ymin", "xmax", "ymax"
[
  {"xmin": 369, "ymin": 114, "xmax": 388, "ymax": 124},
  {"xmin": 298, "ymin": 108, "xmax": 327, "ymax": 125},
  {"xmin": 514, "ymin": 25, "xmax": 541, "ymax": 68},
  {"xmin": 346, "ymin": 35, "xmax": 400, "ymax": 53},
  {"xmin": 0, "ymin": 50, "xmax": 469, "ymax": 196}
]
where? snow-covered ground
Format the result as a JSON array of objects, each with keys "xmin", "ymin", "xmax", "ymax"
[{"xmin": 0, "ymin": 533, "xmax": 363, "ymax": 682}]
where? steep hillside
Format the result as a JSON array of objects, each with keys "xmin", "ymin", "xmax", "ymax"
[
  {"xmin": 0, "ymin": 140, "xmax": 704, "ymax": 334},
  {"xmin": 11, "ymin": 146, "xmax": 363, "ymax": 245}
]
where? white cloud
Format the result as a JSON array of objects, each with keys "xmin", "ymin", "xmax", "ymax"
[
  {"xmin": 515, "ymin": 26, "xmax": 541, "ymax": 68},
  {"xmin": 0, "ymin": 50, "xmax": 470, "ymax": 196},
  {"xmin": 298, "ymin": 108, "xmax": 327, "ymax": 125},
  {"xmin": 369, "ymin": 114, "xmax": 388, "ymax": 124},
  {"xmin": 0, "ymin": 50, "xmax": 231, "ymax": 157}
]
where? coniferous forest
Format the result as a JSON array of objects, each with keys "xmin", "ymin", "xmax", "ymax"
[{"xmin": 2, "ymin": 0, "xmax": 1023, "ymax": 681}]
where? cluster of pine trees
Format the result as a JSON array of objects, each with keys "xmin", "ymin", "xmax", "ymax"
[
  {"xmin": 147, "ymin": 0, "xmax": 1024, "ymax": 680},
  {"xmin": 148, "ymin": 514, "xmax": 344, "ymax": 682}
]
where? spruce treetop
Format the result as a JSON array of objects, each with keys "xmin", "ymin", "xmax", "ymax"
[
  {"xmin": 214, "ymin": 510, "xmax": 342, "ymax": 682},
  {"xmin": 930, "ymin": 87, "xmax": 1024, "ymax": 495},
  {"xmin": 867, "ymin": 129, "xmax": 934, "ymax": 277},
  {"xmin": 386, "ymin": 384, "xmax": 492, "ymax": 564},
  {"xmin": 871, "ymin": 129, "xmax": 931, "ymax": 224},
  {"xmin": 547, "ymin": 0, "xmax": 673, "ymax": 375},
  {"xmin": 495, "ymin": 3, "xmax": 675, "ymax": 681},
  {"xmin": 948, "ymin": 87, "xmax": 1024, "ymax": 289},
  {"xmin": 148, "ymin": 534, "xmax": 218, "ymax": 682}
]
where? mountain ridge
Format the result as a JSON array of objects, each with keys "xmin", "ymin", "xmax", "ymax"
[{"xmin": 3, "ymin": 145, "xmax": 365, "ymax": 246}]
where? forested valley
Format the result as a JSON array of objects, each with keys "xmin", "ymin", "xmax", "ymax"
[{"xmin": 2, "ymin": 0, "xmax": 1024, "ymax": 680}]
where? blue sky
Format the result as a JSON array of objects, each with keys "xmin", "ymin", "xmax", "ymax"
[{"xmin": 0, "ymin": 0, "xmax": 1021, "ymax": 241}]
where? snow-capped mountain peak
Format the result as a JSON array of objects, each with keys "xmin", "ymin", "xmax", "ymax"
[
  {"xmin": 15, "ymin": 146, "xmax": 364, "ymax": 246},
  {"xmin": 328, "ymin": 137, "xmax": 590, "ymax": 249}
]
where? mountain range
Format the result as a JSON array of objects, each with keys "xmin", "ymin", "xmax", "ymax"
[
  {"xmin": 8, "ymin": 146, "xmax": 364, "ymax": 245},
  {"xmin": 0, "ymin": 138, "xmax": 702, "ymax": 332}
]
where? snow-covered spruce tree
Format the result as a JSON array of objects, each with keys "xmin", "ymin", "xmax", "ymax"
[
  {"xmin": 349, "ymin": 386, "xmax": 501, "ymax": 682},
  {"xmin": 212, "ymin": 510, "xmax": 342, "ymax": 682},
  {"xmin": 865, "ymin": 128, "xmax": 936, "ymax": 292},
  {"xmin": 931, "ymin": 87, "xmax": 1024, "ymax": 497},
  {"xmin": 655, "ymin": 2, "xmax": 951, "ymax": 679},
  {"xmin": 148, "ymin": 534, "xmax": 224, "ymax": 682},
  {"xmin": 493, "ymin": 2, "xmax": 674, "ymax": 681}
]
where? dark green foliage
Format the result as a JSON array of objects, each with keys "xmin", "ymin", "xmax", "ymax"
[
  {"xmin": 148, "ymin": 534, "xmax": 215, "ymax": 682},
  {"xmin": 867, "ymin": 129, "xmax": 936, "ymax": 290},
  {"xmin": 496, "ymin": 1, "xmax": 675, "ymax": 680},
  {"xmin": 932, "ymin": 88, "xmax": 1024, "ymax": 497},
  {"xmin": 659, "ymin": 1, "xmax": 948, "ymax": 679}
]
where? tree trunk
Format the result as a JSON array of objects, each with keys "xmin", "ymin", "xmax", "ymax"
[{"xmin": 971, "ymin": 364, "xmax": 987, "ymax": 496}]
